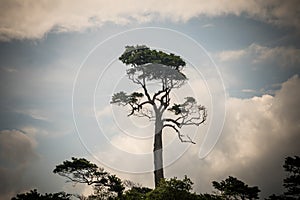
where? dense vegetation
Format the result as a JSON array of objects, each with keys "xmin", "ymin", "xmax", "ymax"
[{"xmin": 12, "ymin": 156, "xmax": 300, "ymax": 200}]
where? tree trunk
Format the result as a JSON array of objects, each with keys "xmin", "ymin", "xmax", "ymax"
[{"xmin": 153, "ymin": 115, "xmax": 164, "ymax": 187}]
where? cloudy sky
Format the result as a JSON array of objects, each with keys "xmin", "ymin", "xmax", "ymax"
[{"xmin": 1, "ymin": 0, "xmax": 300, "ymax": 199}]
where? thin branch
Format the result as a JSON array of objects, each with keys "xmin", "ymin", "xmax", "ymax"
[
  {"xmin": 163, "ymin": 124, "xmax": 196, "ymax": 144},
  {"xmin": 58, "ymin": 173, "xmax": 88, "ymax": 185},
  {"xmin": 139, "ymin": 100, "xmax": 153, "ymax": 108}
]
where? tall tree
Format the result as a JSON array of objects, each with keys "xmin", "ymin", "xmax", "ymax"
[
  {"xmin": 212, "ymin": 176, "xmax": 260, "ymax": 200},
  {"xmin": 111, "ymin": 45, "xmax": 207, "ymax": 187}
]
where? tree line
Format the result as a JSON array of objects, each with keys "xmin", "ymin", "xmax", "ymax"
[{"xmin": 12, "ymin": 156, "xmax": 300, "ymax": 200}]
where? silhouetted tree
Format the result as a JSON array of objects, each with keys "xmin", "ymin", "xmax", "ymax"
[
  {"xmin": 111, "ymin": 45, "xmax": 207, "ymax": 187},
  {"xmin": 266, "ymin": 156, "xmax": 300, "ymax": 200},
  {"xmin": 212, "ymin": 176, "xmax": 260, "ymax": 200},
  {"xmin": 53, "ymin": 157, "xmax": 124, "ymax": 199},
  {"xmin": 11, "ymin": 189, "xmax": 71, "ymax": 200},
  {"xmin": 265, "ymin": 194, "xmax": 286, "ymax": 200},
  {"xmin": 283, "ymin": 156, "xmax": 300, "ymax": 199}
]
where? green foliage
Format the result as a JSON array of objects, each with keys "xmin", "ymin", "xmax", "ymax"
[
  {"xmin": 13, "ymin": 156, "xmax": 300, "ymax": 200},
  {"xmin": 119, "ymin": 45, "xmax": 186, "ymax": 69},
  {"xmin": 11, "ymin": 189, "xmax": 71, "ymax": 200},
  {"xmin": 119, "ymin": 45, "xmax": 187, "ymax": 90},
  {"xmin": 212, "ymin": 176, "xmax": 260, "ymax": 200},
  {"xmin": 126, "ymin": 63, "xmax": 187, "ymax": 82},
  {"xmin": 168, "ymin": 97, "xmax": 206, "ymax": 116},
  {"xmin": 168, "ymin": 103, "xmax": 182, "ymax": 115},
  {"xmin": 53, "ymin": 157, "xmax": 124, "ymax": 198},
  {"xmin": 53, "ymin": 157, "xmax": 107, "ymax": 185},
  {"xmin": 122, "ymin": 176, "xmax": 205, "ymax": 200},
  {"xmin": 146, "ymin": 176, "xmax": 200, "ymax": 200},
  {"xmin": 108, "ymin": 175, "xmax": 124, "ymax": 197},
  {"xmin": 111, "ymin": 92, "xmax": 144, "ymax": 105},
  {"xmin": 123, "ymin": 187, "xmax": 152, "ymax": 200}
]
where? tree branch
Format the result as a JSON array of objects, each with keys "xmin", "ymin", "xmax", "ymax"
[
  {"xmin": 163, "ymin": 118, "xmax": 181, "ymax": 128},
  {"xmin": 163, "ymin": 124, "xmax": 195, "ymax": 144},
  {"xmin": 164, "ymin": 98, "xmax": 207, "ymax": 144},
  {"xmin": 141, "ymin": 80, "xmax": 152, "ymax": 103}
]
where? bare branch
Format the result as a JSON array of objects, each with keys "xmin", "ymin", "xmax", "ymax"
[
  {"xmin": 163, "ymin": 124, "xmax": 196, "ymax": 144},
  {"xmin": 163, "ymin": 118, "xmax": 181, "ymax": 128}
]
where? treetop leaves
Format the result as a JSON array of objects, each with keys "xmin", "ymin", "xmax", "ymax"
[{"xmin": 119, "ymin": 45, "xmax": 186, "ymax": 69}]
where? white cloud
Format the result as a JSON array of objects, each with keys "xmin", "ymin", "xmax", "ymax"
[
  {"xmin": 20, "ymin": 126, "xmax": 49, "ymax": 137},
  {"xmin": 201, "ymin": 24, "xmax": 215, "ymax": 28},
  {"xmin": 0, "ymin": 0, "xmax": 299, "ymax": 41},
  {"xmin": 241, "ymin": 89, "xmax": 257, "ymax": 93},
  {"xmin": 251, "ymin": 45, "xmax": 300, "ymax": 67},
  {"xmin": 218, "ymin": 49, "xmax": 247, "ymax": 62},
  {"xmin": 14, "ymin": 109, "xmax": 49, "ymax": 121}
]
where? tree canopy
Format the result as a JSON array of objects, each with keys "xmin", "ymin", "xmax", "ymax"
[
  {"xmin": 119, "ymin": 45, "xmax": 186, "ymax": 69},
  {"xmin": 53, "ymin": 157, "xmax": 124, "ymax": 199},
  {"xmin": 212, "ymin": 176, "xmax": 260, "ymax": 200},
  {"xmin": 146, "ymin": 176, "xmax": 196, "ymax": 200}
]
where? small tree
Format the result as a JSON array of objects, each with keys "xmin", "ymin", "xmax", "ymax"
[
  {"xmin": 53, "ymin": 157, "xmax": 124, "ymax": 199},
  {"xmin": 146, "ymin": 176, "xmax": 199, "ymax": 200},
  {"xmin": 111, "ymin": 45, "xmax": 207, "ymax": 187},
  {"xmin": 212, "ymin": 176, "xmax": 260, "ymax": 200}
]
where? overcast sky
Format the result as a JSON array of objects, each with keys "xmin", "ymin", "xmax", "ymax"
[{"xmin": 0, "ymin": 0, "xmax": 300, "ymax": 199}]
